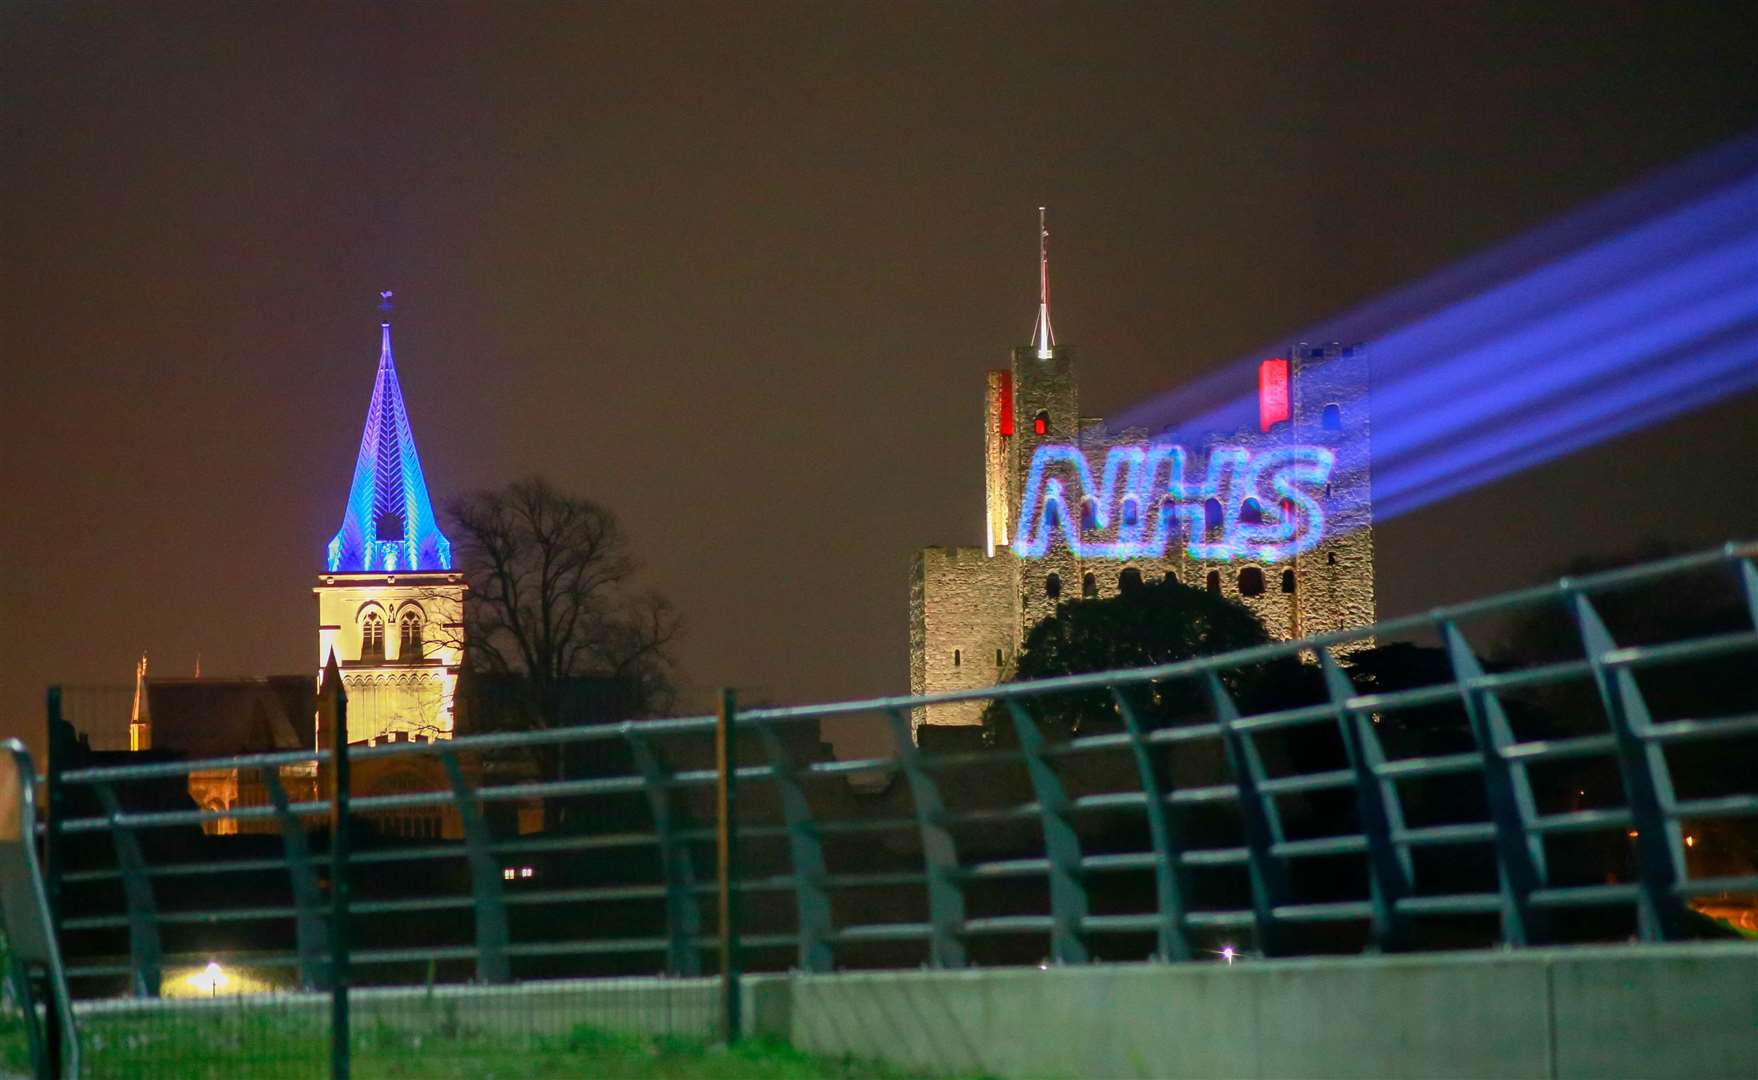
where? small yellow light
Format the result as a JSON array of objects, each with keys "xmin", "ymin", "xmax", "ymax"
[
  {"xmin": 189, "ymin": 961, "xmax": 228, "ymax": 996},
  {"xmin": 1627, "ymin": 830, "xmax": 1639, "ymax": 839},
  {"xmin": 1685, "ymin": 834, "xmax": 1696, "ymax": 848}
]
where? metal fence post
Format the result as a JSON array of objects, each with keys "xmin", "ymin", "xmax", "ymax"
[
  {"xmin": 626, "ymin": 731, "xmax": 702, "ymax": 976},
  {"xmin": 1006, "ymin": 701, "xmax": 1089, "ymax": 965},
  {"xmin": 1320, "ymin": 653, "xmax": 1412, "ymax": 952},
  {"xmin": 92, "ymin": 781, "xmax": 162, "ymax": 996},
  {"xmin": 884, "ymin": 708, "xmax": 967, "ymax": 968},
  {"xmin": 1442, "ymin": 620, "xmax": 1549, "ymax": 946},
  {"xmin": 1572, "ymin": 594, "xmax": 1688, "ymax": 941},
  {"xmin": 4, "ymin": 741, "xmax": 78, "ymax": 1080},
  {"xmin": 43, "ymin": 687, "xmax": 66, "ymax": 1079},
  {"xmin": 1204, "ymin": 671, "xmax": 1290, "ymax": 957},
  {"xmin": 1111, "ymin": 688, "xmax": 1194, "ymax": 961},
  {"xmin": 322, "ymin": 658, "xmax": 351, "ymax": 1080},
  {"xmin": 715, "ymin": 688, "xmax": 742, "ymax": 1044},
  {"xmin": 755, "ymin": 723, "xmax": 834, "ymax": 973},
  {"xmin": 262, "ymin": 766, "xmax": 328, "ymax": 989},
  {"xmin": 439, "ymin": 748, "xmax": 511, "ymax": 983}
]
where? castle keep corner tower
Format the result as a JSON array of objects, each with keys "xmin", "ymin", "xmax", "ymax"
[{"xmin": 315, "ymin": 293, "xmax": 466, "ymax": 745}]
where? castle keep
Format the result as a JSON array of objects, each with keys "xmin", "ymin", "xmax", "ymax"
[{"xmin": 909, "ymin": 214, "xmax": 1375, "ymax": 734}]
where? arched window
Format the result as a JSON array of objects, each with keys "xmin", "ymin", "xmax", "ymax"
[
  {"xmin": 375, "ymin": 511, "xmax": 405, "ymax": 541},
  {"xmin": 1239, "ymin": 498, "xmax": 1263, "ymax": 525},
  {"xmin": 399, "ymin": 610, "xmax": 423, "ymax": 660},
  {"xmin": 1281, "ymin": 569, "xmax": 1296, "ymax": 594},
  {"xmin": 954, "ymin": 649, "xmax": 961, "ymax": 667},
  {"xmin": 1238, "ymin": 567, "xmax": 1265, "ymax": 597},
  {"xmin": 1206, "ymin": 570, "xmax": 1221, "ymax": 595},
  {"xmin": 1204, "ymin": 498, "xmax": 1224, "ymax": 533},
  {"xmin": 1082, "ymin": 572, "xmax": 1098, "ymax": 599},
  {"xmin": 1080, "ymin": 497, "xmax": 1098, "ymax": 531},
  {"xmin": 1121, "ymin": 497, "xmax": 1140, "ymax": 528},
  {"xmin": 1045, "ymin": 572, "xmax": 1062, "ymax": 599},
  {"xmin": 1164, "ymin": 571, "xmax": 1178, "ymax": 585},
  {"xmin": 360, "ymin": 611, "xmax": 385, "ymax": 661},
  {"xmin": 1034, "ymin": 410, "xmax": 1050, "ymax": 436},
  {"xmin": 1119, "ymin": 567, "xmax": 1143, "ymax": 594},
  {"xmin": 1322, "ymin": 403, "xmax": 1342, "ymax": 431}
]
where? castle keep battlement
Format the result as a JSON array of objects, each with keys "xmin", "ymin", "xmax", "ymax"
[{"xmin": 909, "ymin": 337, "xmax": 1376, "ymax": 738}]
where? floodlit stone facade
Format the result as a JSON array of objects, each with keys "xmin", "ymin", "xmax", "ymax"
[
  {"xmin": 909, "ymin": 340, "xmax": 1375, "ymax": 736},
  {"xmin": 314, "ymin": 570, "xmax": 465, "ymax": 744}
]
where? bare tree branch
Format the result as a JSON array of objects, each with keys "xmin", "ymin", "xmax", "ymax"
[{"xmin": 447, "ymin": 477, "xmax": 683, "ymax": 766}]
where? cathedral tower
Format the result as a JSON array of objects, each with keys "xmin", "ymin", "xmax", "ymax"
[{"xmin": 314, "ymin": 294, "xmax": 466, "ymax": 745}]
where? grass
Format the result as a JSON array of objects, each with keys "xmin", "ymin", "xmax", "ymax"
[{"xmin": 0, "ymin": 1007, "xmax": 984, "ymax": 1080}]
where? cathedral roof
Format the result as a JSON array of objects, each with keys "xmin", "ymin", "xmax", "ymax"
[{"xmin": 326, "ymin": 303, "xmax": 453, "ymax": 573}]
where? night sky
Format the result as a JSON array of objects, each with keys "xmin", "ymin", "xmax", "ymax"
[{"xmin": 5, "ymin": 3, "xmax": 1756, "ymax": 759}]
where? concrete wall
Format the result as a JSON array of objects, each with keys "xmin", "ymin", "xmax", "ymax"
[
  {"xmin": 745, "ymin": 944, "xmax": 1758, "ymax": 1079},
  {"xmin": 80, "ymin": 949, "xmax": 1753, "ymax": 1078}
]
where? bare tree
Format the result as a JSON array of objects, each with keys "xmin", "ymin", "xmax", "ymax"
[{"xmin": 446, "ymin": 477, "xmax": 682, "ymax": 769}]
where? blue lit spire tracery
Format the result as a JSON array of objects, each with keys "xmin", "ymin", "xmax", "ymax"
[{"xmin": 326, "ymin": 298, "xmax": 452, "ymax": 573}]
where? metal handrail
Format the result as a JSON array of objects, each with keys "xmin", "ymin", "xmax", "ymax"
[{"xmin": 39, "ymin": 540, "xmax": 1758, "ymax": 1005}]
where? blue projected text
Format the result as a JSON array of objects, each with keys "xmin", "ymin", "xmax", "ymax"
[{"xmin": 1013, "ymin": 443, "xmax": 1335, "ymax": 562}]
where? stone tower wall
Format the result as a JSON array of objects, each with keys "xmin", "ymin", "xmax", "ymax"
[
  {"xmin": 1291, "ymin": 344, "xmax": 1376, "ymax": 640},
  {"xmin": 1009, "ymin": 345, "xmax": 1080, "ymax": 636},
  {"xmin": 315, "ymin": 570, "xmax": 466, "ymax": 744},
  {"xmin": 910, "ymin": 339, "xmax": 1377, "ymax": 739},
  {"xmin": 909, "ymin": 547, "xmax": 1015, "ymax": 733}
]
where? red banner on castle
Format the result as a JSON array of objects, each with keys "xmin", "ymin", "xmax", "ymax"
[{"xmin": 1258, "ymin": 358, "xmax": 1290, "ymax": 432}]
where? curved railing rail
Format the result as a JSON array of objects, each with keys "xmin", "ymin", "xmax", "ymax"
[{"xmin": 39, "ymin": 540, "xmax": 1758, "ymax": 1008}]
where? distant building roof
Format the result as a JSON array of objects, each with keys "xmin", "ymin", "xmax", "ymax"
[{"xmin": 145, "ymin": 676, "xmax": 315, "ymax": 759}]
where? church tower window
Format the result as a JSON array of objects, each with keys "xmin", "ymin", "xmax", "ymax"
[
  {"xmin": 361, "ymin": 611, "xmax": 386, "ymax": 661},
  {"xmin": 399, "ymin": 610, "xmax": 424, "ymax": 660},
  {"xmin": 1034, "ymin": 410, "xmax": 1050, "ymax": 436}
]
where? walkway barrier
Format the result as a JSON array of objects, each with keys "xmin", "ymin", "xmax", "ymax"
[{"xmin": 32, "ymin": 541, "xmax": 1758, "ymax": 1077}]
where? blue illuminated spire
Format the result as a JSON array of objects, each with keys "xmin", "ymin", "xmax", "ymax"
[{"xmin": 326, "ymin": 293, "xmax": 453, "ymax": 573}]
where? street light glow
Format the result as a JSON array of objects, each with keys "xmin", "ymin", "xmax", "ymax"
[{"xmin": 190, "ymin": 961, "xmax": 228, "ymax": 996}]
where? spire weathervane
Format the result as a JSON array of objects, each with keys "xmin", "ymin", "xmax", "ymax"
[
  {"xmin": 378, "ymin": 289, "xmax": 394, "ymax": 324},
  {"xmin": 1031, "ymin": 207, "xmax": 1055, "ymax": 359}
]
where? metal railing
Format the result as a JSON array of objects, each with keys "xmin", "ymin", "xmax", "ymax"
[{"xmin": 32, "ymin": 541, "xmax": 1758, "ymax": 1070}]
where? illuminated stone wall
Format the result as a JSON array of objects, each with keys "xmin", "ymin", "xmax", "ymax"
[
  {"xmin": 910, "ymin": 342, "xmax": 1376, "ymax": 739},
  {"xmin": 315, "ymin": 570, "xmax": 466, "ymax": 744},
  {"xmin": 909, "ymin": 547, "xmax": 1014, "ymax": 733}
]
